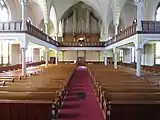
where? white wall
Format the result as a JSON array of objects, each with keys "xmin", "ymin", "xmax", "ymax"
[
  {"xmin": 141, "ymin": 44, "xmax": 155, "ymax": 66},
  {"xmin": 86, "ymin": 51, "xmax": 100, "ymax": 61},
  {"xmin": 123, "ymin": 48, "xmax": 132, "ymax": 63},
  {"xmin": 63, "ymin": 51, "xmax": 77, "ymax": 61},
  {"xmin": 32, "ymin": 48, "xmax": 40, "ymax": 62},
  {"xmin": 60, "ymin": 50, "xmax": 104, "ymax": 62},
  {"xmin": 77, "ymin": 51, "xmax": 85, "ymax": 57},
  {"xmin": 10, "ymin": 44, "xmax": 20, "ymax": 65}
]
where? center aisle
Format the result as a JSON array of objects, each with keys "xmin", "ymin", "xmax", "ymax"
[{"xmin": 58, "ymin": 66, "xmax": 104, "ymax": 120}]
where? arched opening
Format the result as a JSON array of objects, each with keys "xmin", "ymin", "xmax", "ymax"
[
  {"xmin": 155, "ymin": 3, "xmax": 160, "ymax": 64},
  {"xmin": 49, "ymin": 6, "xmax": 57, "ymax": 39},
  {"xmin": 0, "ymin": 0, "xmax": 10, "ymax": 65},
  {"xmin": 0, "ymin": 0, "xmax": 9, "ymax": 22},
  {"xmin": 61, "ymin": 2, "xmax": 101, "ymax": 42}
]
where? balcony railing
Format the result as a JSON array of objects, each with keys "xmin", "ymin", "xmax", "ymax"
[
  {"xmin": 0, "ymin": 21, "xmax": 59, "ymax": 47},
  {"xmin": 0, "ymin": 21, "xmax": 22, "ymax": 31},
  {"xmin": 116, "ymin": 23, "xmax": 137, "ymax": 41},
  {"xmin": 141, "ymin": 21, "xmax": 160, "ymax": 33},
  {"xmin": 1, "ymin": 21, "xmax": 160, "ymax": 48},
  {"xmin": 59, "ymin": 42, "xmax": 105, "ymax": 47},
  {"xmin": 26, "ymin": 22, "xmax": 59, "ymax": 46}
]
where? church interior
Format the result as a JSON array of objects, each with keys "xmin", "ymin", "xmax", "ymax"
[{"xmin": 0, "ymin": 0, "xmax": 160, "ymax": 120}]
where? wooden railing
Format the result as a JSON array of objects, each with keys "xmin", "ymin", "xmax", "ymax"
[
  {"xmin": 116, "ymin": 23, "xmax": 137, "ymax": 41},
  {"xmin": 1, "ymin": 21, "xmax": 160, "ymax": 48},
  {"xmin": 105, "ymin": 23, "xmax": 137, "ymax": 47},
  {"xmin": 59, "ymin": 42, "xmax": 105, "ymax": 47},
  {"xmin": 26, "ymin": 22, "xmax": 59, "ymax": 46},
  {"xmin": 141, "ymin": 21, "xmax": 160, "ymax": 33},
  {"xmin": 0, "ymin": 21, "xmax": 22, "ymax": 31}
]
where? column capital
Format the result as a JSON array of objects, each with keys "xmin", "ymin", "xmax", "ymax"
[
  {"xmin": 19, "ymin": 0, "xmax": 28, "ymax": 4},
  {"xmin": 136, "ymin": 48, "xmax": 143, "ymax": 51},
  {"xmin": 44, "ymin": 21, "xmax": 49, "ymax": 24},
  {"xmin": 44, "ymin": 47, "xmax": 49, "ymax": 51},
  {"xmin": 21, "ymin": 47, "xmax": 27, "ymax": 50},
  {"xmin": 113, "ymin": 48, "xmax": 118, "ymax": 53},
  {"xmin": 136, "ymin": 0, "xmax": 143, "ymax": 3}
]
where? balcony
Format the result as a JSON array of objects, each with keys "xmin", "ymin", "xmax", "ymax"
[
  {"xmin": 105, "ymin": 21, "xmax": 160, "ymax": 47},
  {"xmin": 0, "ymin": 21, "xmax": 59, "ymax": 47},
  {"xmin": 1, "ymin": 21, "xmax": 160, "ymax": 48},
  {"xmin": 59, "ymin": 42, "xmax": 105, "ymax": 47}
]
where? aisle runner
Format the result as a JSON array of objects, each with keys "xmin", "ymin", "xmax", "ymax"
[{"xmin": 58, "ymin": 66, "xmax": 104, "ymax": 120}]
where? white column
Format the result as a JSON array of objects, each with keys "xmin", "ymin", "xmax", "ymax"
[
  {"xmin": 114, "ymin": 24, "xmax": 119, "ymax": 42},
  {"xmin": 136, "ymin": 48, "xmax": 142, "ymax": 76},
  {"xmin": 104, "ymin": 51, "xmax": 107, "ymax": 66},
  {"xmin": 55, "ymin": 51, "xmax": 58, "ymax": 65},
  {"xmin": 61, "ymin": 20, "xmax": 64, "ymax": 42},
  {"xmin": 20, "ymin": 0, "xmax": 28, "ymax": 30},
  {"xmin": 137, "ymin": 0, "xmax": 143, "ymax": 31},
  {"xmin": 115, "ymin": 24, "xmax": 119, "ymax": 36},
  {"xmin": 44, "ymin": 22, "xmax": 48, "ymax": 35},
  {"xmin": 21, "ymin": 48, "xmax": 27, "ymax": 76},
  {"xmin": 54, "ymin": 33, "xmax": 58, "ymax": 41},
  {"xmin": 114, "ymin": 49, "xmax": 118, "ymax": 69},
  {"xmin": 45, "ymin": 48, "xmax": 49, "ymax": 68},
  {"xmin": 114, "ymin": 52, "xmax": 118, "ymax": 69}
]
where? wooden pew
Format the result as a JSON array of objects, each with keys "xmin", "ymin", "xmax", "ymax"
[
  {"xmin": 87, "ymin": 64, "xmax": 160, "ymax": 120},
  {"xmin": 0, "ymin": 64, "xmax": 76, "ymax": 120}
]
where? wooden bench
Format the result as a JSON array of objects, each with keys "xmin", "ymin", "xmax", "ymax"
[
  {"xmin": 0, "ymin": 64, "xmax": 76, "ymax": 120},
  {"xmin": 88, "ymin": 64, "xmax": 160, "ymax": 120}
]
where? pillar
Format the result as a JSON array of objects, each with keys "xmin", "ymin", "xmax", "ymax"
[
  {"xmin": 44, "ymin": 22, "xmax": 48, "ymax": 35},
  {"xmin": 33, "ymin": 48, "xmax": 40, "ymax": 62},
  {"xmin": 104, "ymin": 51, "xmax": 107, "ymax": 66},
  {"xmin": 21, "ymin": 48, "xmax": 27, "ymax": 76},
  {"xmin": 45, "ymin": 48, "xmax": 49, "ymax": 68},
  {"xmin": 54, "ymin": 33, "xmax": 58, "ymax": 41},
  {"xmin": 137, "ymin": 0, "xmax": 143, "ymax": 31},
  {"xmin": 20, "ymin": 0, "xmax": 28, "ymax": 30},
  {"xmin": 136, "ymin": 48, "xmax": 142, "ymax": 77},
  {"xmin": 115, "ymin": 24, "xmax": 119, "ymax": 36},
  {"xmin": 55, "ymin": 51, "xmax": 58, "ymax": 65},
  {"xmin": 114, "ymin": 49, "xmax": 118, "ymax": 69},
  {"xmin": 114, "ymin": 24, "xmax": 119, "ymax": 42}
]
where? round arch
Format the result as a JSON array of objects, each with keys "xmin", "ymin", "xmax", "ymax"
[
  {"xmin": 0, "ymin": 0, "xmax": 10, "ymax": 21},
  {"xmin": 49, "ymin": 6, "xmax": 57, "ymax": 34},
  {"xmin": 155, "ymin": 3, "xmax": 160, "ymax": 21},
  {"xmin": 59, "ymin": 1, "xmax": 104, "ymax": 26}
]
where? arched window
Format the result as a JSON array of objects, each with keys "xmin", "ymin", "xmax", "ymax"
[
  {"xmin": 155, "ymin": 4, "xmax": 160, "ymax": 64},
  {"xmin": 156, "ymin": 6, "xmax": 160, "ymax": 21},
  {"xmin": 0, "ymin": 0, "xmax": 9, "ymax": 22},
  {"xmin": 0, "ymin": 0, "xmax": 10, "ymax": 65}
]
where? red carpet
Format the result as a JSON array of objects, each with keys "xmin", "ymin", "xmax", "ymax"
[{"xmin": 58, "ymin": 66, "xmax": 104, "ymax": 120}]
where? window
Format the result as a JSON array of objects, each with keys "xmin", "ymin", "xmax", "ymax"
[
  {"xmin": 119, "ymin": 50, "xmax": 123, "ymax": 62},
  {"xmin": 26, "ymin": 48, "xmax": 33, "ymax": 62},
  {"xmin": 155, "ymin": 5, "xmax": 160, "ymax": 64},
  {"xmin": 0, "ymin": 0, "xmax": 9, "ymax": 22},
  {"xmin": 0, "ymin": 1, "xmax": 10, "ymax": 65}
]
